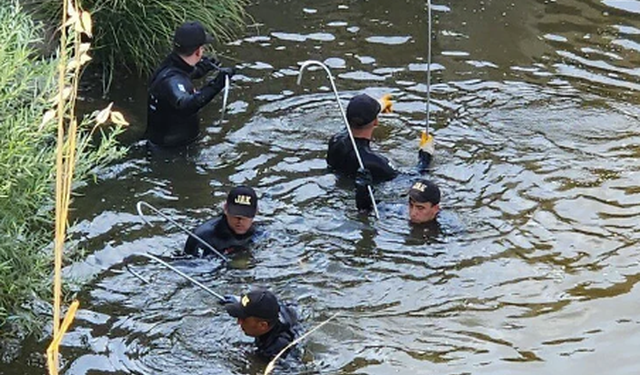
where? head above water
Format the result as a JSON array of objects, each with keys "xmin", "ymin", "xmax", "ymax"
[
  {"xmin": 173, "ymin": 21, "xmax": 214, "ymax": 60},
  {"xmin": 347, "ymin": 94, "xmax": 381, "ymax": 133},
  {"xmin": 223, "ymin": 186, "xmax": 258, "ymax": 235},
  {"xmin": 408, "ymin": 179, "xmax": 441, "ymax": 224},
  {"xmin": 225, "ymin": 289, "xmax": 280, "ymax": 337}
]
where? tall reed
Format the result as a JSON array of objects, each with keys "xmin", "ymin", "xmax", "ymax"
[{"xmin": 0, "ymin": 1, "xmax": 126, "ymax": 340}]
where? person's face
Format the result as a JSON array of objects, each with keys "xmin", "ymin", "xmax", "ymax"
[
  {"xmin": 408, "ymin": 198, "xmax": 439, "ymax": 224},
  {"xmin": 224, "ymin": 206, "xmax": 254, "ymax": 235},
  {"xmin": 237, "ymin": 316, "xmax": 271, "ymax": 337}
]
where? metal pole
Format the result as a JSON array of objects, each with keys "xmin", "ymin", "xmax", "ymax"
[
  {"xmin": 426, "ymin": 0, "xmax": 433, "ymax": 135},
  {"xmin": 207, "ymin": 62, "xmax": 231, "ymax": 127},
  {"xmin": 140, "ymin": 253, "xmax": 225, "ymax": 301},
  {"xmin": 136, "ymin": 201, "xmax": 230, "ymax": 263},
  {"xmin": 297, "ymin": 60, "xmax": 380, "ymax": 219},
  {"xmin": 218, "ymin": 75, "xmax": 230, "ymax": 125}
]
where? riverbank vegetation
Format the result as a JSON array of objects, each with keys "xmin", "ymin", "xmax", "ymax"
[
  {"xmin": 34, "ymin": 0, "xmax": 249, "ymax": 88},
  {"xmin": 0, "ymin": 3, "xmax": 126, "ymax": 338}
]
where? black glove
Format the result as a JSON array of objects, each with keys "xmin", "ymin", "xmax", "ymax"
[
  {"xmin": 207, "ymin": 67, "xmax": 236, "ymax": 91},
  {"xmin": 201, "ymin": 56, "xmax": 220, "ymax": 70},
  {"xmin": 355, "ymin": 168, "xmax": 374, "ymax": 211},
  {"xmin": 356, "ymin": 167, "xmax": 373, "ymax": 187},
  {"xmin": 217, "ymin": 294, "xmax": 239, "ymax": 306},
  {"xmin": 218, "ymin": 67, "xmax": 236, "ymax": 79},
  {"xmin": 192, "ymin": 56, "xmax": 220, "ymax": 79}
]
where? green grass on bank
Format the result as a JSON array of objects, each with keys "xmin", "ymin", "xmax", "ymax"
[
  {"xmin": 0, "ymin": 3, "xmax": 126, "ymax": 338},
  {"xmin": 34, "ymin": 0, "xmax": 250, "ymax": 89}
]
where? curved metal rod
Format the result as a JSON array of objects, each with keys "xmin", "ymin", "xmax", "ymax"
[
  {"xmin": 125, "ymin": 264, "xmax": 151, "ymax": 284},
  {"xmin": 208, "ymin": 62, "xmax": 231, "ymax": 127},
  {"xmin": 219, "ymin": 75, "xmax": 230, "ymax": 125},
  {"xmin": 297, "ymin": 60, "xmax": 380, "ymax": 219},
  {"xmin": 136, "ymin": 201, "xmax": 230, "ymax": 263},
  {"xmin": 426, "ymin": 0, "xmax": 432, "ymax": 135},
  {"xmin": 140, "ymin": 253, "xmax": 224, "ymax": 301}
]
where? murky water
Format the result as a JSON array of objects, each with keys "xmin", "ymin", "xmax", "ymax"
[{"xmin": 3, "ymin": 0, "xmax": 640, "ymax": 374}]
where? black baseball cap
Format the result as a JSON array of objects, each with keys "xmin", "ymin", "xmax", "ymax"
[
  {"xmin": 225, "ymin": 289, "xmax": 280, "ymax": 321},
  {"xmin": 408, "ymin": 179, "xmax": 441, "ymax": 205},
  {"xmin": 346, "ymin": 94, "xmax": 382, "ymax": 128},
  {"xmin": 173, "ymin": 21, "xmax": 214, "ymax": 51},
  {"xmin": 226, "ymin": 186, "xmax": 258, "ymax": 218}
]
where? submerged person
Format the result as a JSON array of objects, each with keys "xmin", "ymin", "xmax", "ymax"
[
  {"xmin": 358, "ymin": 177, "xmax": 463, "ymax": 238},
  {"xmin": 184, "ymin": 186, "xmax": 261, "ymax": 257},
  {"xmin": 356, "ymin": 177, "xmax": 440, "ymax": 222},
  {"xmin": 220, "ymin": 288, "xmax": 301, "ymax": 361},
  {"xmin": 326, "ymin": 93, "xmax": 434, "ymax": 182},
  {"xmin": 146, "ymin": 21, "xmax": 235, "ymax": 148}
]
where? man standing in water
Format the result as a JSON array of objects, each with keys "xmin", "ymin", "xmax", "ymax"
[
  {"xmin": 184, "ymin": 186, "xmax": 260, "ymax": 257},
  {"xmin": 327, "ymin": 93, "xmax": 436, "ymax": 214},
  {"xmin": 326, "ymin": 93, "xmax": 434, "ymax": 182},
  {"xmin": 220, "ymin": 288, "xmax": 301, "ymax": 361},
  {"xmin": 146, "ymin": 21, "xmax": 235, "ymax": 147}
]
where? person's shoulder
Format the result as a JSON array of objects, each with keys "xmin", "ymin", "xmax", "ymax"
[
  {"xmin": 328, "ymin": 129, "xmax": 348, "ymax": 147},
  {"xmin": 193, "ymin": 216, "xmax": 222, "ymax": 235},
  {"xmin": 279, "ymin": 302, "xmax": 300, "ymax": 326}
]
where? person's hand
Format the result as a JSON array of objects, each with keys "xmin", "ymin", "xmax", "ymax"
[
  {"xmin": 192, "ymin": 56, "xmax": 220, "ymax": 79},
  {"xmin": 207, "ymin": 67, "xmax": 236, "ymax": 90},
  {"xmin": 217, "ymin": 67, "xmax": 236, "ymax": 79},
  {"xmin": 217, "ymin": 294, "xmax": 239, "ymax": 305},
  {"xmin": 196, "ymin": 56, "xmax": 220, "ymax": 73},
  {"xmin": 378, "ymin": 94, "xmax": 393, "ymax": 114},
  {"xmin": 355, "ymin": 168, "xmax": 373, "ymax": 188},
  {"xmin": 419, "ymin": 130, "xmax": 435, "ymax": 156}
]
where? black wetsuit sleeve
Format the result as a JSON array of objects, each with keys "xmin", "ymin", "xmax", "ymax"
[
  {"xmin": 183, "ymin": 222, "xmax": 213, "ymax": 256},
  {"xmin": 367, "ymin": 155, "xmax": 399, "ymax": 182},
  {"xmin": 164, "ymin": 75, "xmax": 222, "ymax": 115},
  {"xmin": 183, "ymin": 227, "xmax": 200, "ymax": 256},
  {"xmin": 190, "ymin": 64, "xmax": 208, "ymax": 80},
  {"xmin": 355, "ymin": 183, "xmax": 374, "ymax": 211}
]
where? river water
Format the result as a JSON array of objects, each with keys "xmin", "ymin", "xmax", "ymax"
[{"xmin": 3, "ymin": 0, "xmax": 640, "ymax": 374}]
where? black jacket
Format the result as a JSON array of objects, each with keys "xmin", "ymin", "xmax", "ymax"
[
  {"xmin": 327, "ymin": 130, "xmax": 399, "ymax": 182},
  {"xmin": 255, "ymin": 303, "xmax": 301, "ymax": 361},
  {"xmin": 146, "ymin": 52, "xmax": 223, "ymax": 147},
  {"xmin": 183, "ymin": 214, "xmax": 257, "ymax": 257}
]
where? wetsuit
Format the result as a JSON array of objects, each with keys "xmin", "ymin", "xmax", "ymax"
[
  {"xmin": 327, "ymin": 130, "xmax": 398, "ymax": 182},
  {"xmin": 183, "ymin": 214, "xmax": 257, "ymax": 257},
  {"xmin": 146, "ymin": 52, "xmax": 224, "ymax": 147},
  {"xmin": 255, "ymin": 303, "xmax": 301, "ymax": 360}
]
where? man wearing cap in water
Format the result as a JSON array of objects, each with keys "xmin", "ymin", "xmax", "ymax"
[
  {"xmin": 146, "ymin": 21, "xmax": 235, "ymax": 147},
  {"xmin": 406, "ymin": 179, "xmax": 441, "ymax": 224},
  {"xmin": 220, "ymin": 289, "xmax": 301, "ymax": 361},
  {"xmin": 356, "ymin": 178, "xmax": 442, "ymax": 224},
  {"xmin": 184, "ymin": 186, "xmax": 260, "ymax": 257},
  {"xmin": 326, "ymin": 93, "xmax": 434, "ymax": 182}
]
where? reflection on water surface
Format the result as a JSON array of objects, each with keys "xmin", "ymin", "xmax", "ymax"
[{"xmin": 3, "ymin": 0, "xmax": 640, "ymax": 374}]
